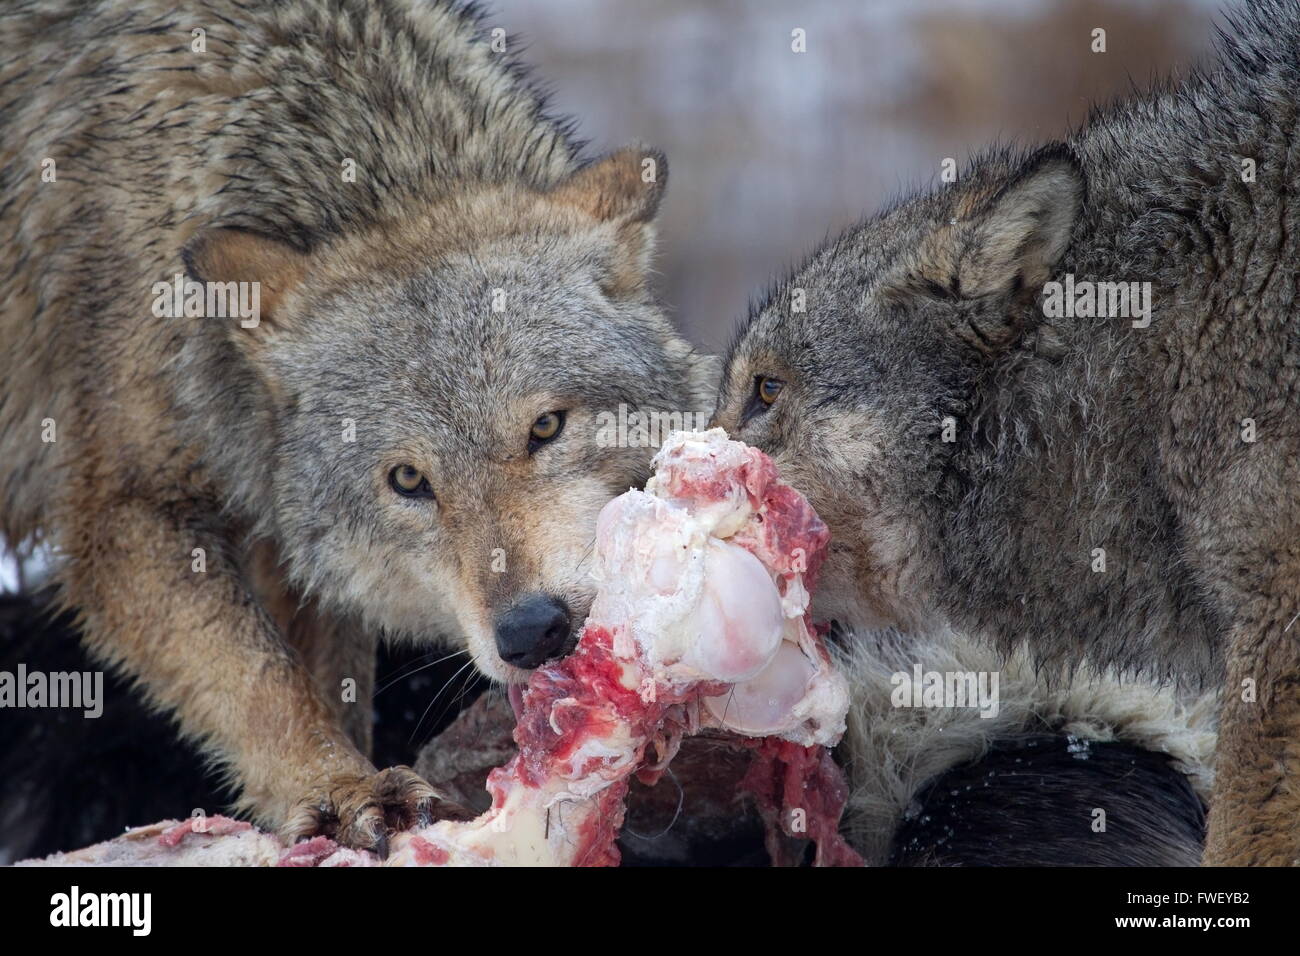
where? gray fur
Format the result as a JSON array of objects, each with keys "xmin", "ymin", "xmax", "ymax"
[
  {"xmin": 717, "ymin": 1, "xmax": 1300, "ymax": 864},
  {"xmin": 0, "ymin": 0, "xmax": 711, "ymax": 841}
]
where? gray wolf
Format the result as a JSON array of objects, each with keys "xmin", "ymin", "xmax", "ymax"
[
  {"xmin": 715, "ymin": 0, "xmax": 1300, "ymax": 864},
  {"xmin": 0, "ymin": 0, "xmax": 711, "ymax": 852}
]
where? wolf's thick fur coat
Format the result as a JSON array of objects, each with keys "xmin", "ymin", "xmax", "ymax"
[
  {"xmin": 717, "ymin": 0, "xmax": 1300, "ymax": 864},
  {"xmin": 0, "ymin": 0, "xmax": 713, "ymax": 849}
]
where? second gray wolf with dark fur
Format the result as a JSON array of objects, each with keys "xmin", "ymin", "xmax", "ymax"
[{"xmin": 715, "ymin": 0, "xmax": 1300, "ymax": 865}]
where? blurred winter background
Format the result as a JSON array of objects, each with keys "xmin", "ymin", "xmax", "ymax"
[
  {"xmin": 0, "ymin": 0, "xmax": 1246, "ymax": 589},
  {"xmin": 492, "ymin": 0, "xmax": 1233, "ymax": 353}
]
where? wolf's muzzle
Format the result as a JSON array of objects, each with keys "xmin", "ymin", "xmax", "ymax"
[{"xmin": 493, "ymin": 594, "xmax": 572, "ymax": 670}]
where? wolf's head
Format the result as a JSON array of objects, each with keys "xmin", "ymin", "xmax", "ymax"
[
  {"xmin": 184, "ymin": 149, "xmax": 715, "ymax": 684},
  {"xmin": 714, "ymin": 148, "xmax": 1082, "ymax": 633}
]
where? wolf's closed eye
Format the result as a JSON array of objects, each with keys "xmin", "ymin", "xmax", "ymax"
[{"xmin": 528, "ymin": 411, "xmax": 566, "ymax": 453}]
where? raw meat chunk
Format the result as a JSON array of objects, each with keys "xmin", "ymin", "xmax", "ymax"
[{"xmin": 383, "ymin": 429, "xmax": 858, "ymax": 866}]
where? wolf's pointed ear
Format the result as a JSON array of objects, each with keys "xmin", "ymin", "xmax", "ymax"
[
  {"xmin": 892, "ymin": 149, "xmax": 1083, "ymax": 304},
  {"xmin": 182, "ymin": 227, "xmax": 311, "ymax": 329},
  {"xmin": 549, "ymin": 146, "xmax": 667, "ymax": 297},
  {"xmin": 550, "ymin": 146, "xmax": 667, "ymax": 223},
  {"xmin": 956, "ymin": 152, "xmax": 1082, "ymax": 298},
  {"xmin": 666, "ymin": 339, "xmax": 722, "ymax": 412}
]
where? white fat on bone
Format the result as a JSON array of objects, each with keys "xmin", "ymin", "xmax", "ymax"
[{"xmin": 385, "ymin": 429, "xmax": 849, "ymax": 866}]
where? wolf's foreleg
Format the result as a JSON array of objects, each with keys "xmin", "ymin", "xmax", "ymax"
[
  {"xmin": 1204, "ymin": 565, "xmax": 1300, "ymax": 866},
  {"xmin": 61, "ymin": 497, "xmax": 459, "ymax": 854},
  {"xmin": 245, "ymin": 541, "xmax": 377, "ymax": 759}
]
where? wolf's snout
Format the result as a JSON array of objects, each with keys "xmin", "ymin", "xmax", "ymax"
[{"xmin": 493, "ymin": 594, "xmax": 572, "ymax": 669}]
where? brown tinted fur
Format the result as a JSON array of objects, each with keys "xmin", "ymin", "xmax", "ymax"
[{"xmin": 0, "ymin": 0, "xmax": 712, "ymax": 851}]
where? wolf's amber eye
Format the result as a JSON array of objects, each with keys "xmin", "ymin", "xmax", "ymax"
[
  {"xmin": 389, "ymin": 464, "xmax": 434, "ymax": 499},
  {"xmin": 757, "ymin": 376, "xmax": 784, "ymax": 405},
  {"xmin": 528, "ymin": 411, "xmax": 565, "ymax": 451}
]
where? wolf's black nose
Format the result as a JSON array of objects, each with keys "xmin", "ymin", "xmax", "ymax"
[{"xmin": 494, "ymin": 594, "xmax": 572, "ymax": 669}]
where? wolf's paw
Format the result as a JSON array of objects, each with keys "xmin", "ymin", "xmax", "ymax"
[{"xmin": 282, "ymin": 765, "xmax": 474, "ymax": 857}]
